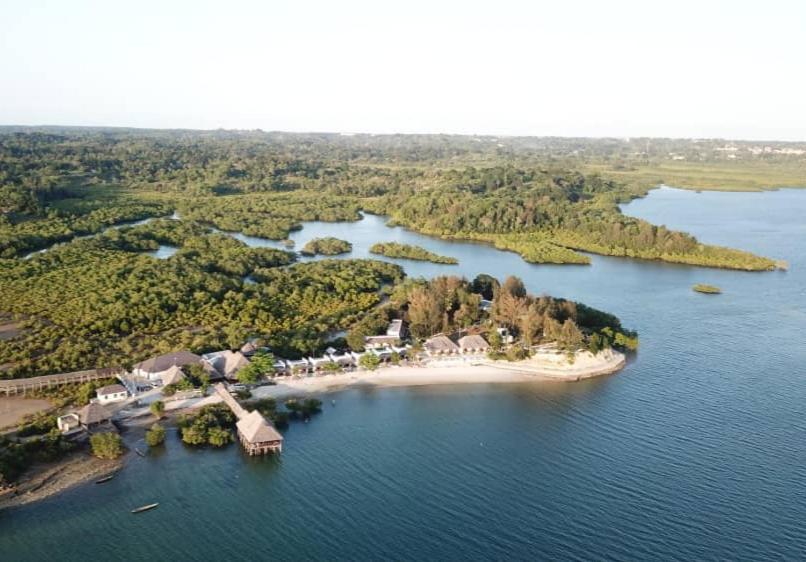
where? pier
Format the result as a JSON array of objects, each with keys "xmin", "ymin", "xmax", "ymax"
[
  {"xmin": 213, "ymin": 384, "xmax": 283, "ymax": 455},
  {"xmin": 0, "ymin": 368, "xmax": 123, "ymax": 396}
]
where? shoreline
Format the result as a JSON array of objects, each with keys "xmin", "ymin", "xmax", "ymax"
[
  {"xmin": 0, "ymin": 349, "xmax": 625, "ymax": 509},
  {"xmin": 246, "ymin": 348, "xmax": 627, "ymax": 398}
]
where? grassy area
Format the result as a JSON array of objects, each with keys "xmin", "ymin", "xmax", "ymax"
[{"xmin": 588, "ymin": 161, "xmax": 806, "ymax": 192}]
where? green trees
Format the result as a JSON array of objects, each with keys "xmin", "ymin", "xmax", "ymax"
[
  {"xmin": 359, "ymin": 353, "xmax": 381, "ymax": 371},
  {"xmin": 150, "ymin": 400, "xmax": 165, "ymax": 419},
  {"xmin": 301, "ymin": 237, "xmax": 352, "ymax": 256},
  {"xmin": 178, "ymin": 404, "xmax": 235, "ymax": 448},
  {"xmin": 90, "ymin": 432, "xmax": 124, "ymax": 459},
  {"xmin": 238, "ymin": 351, "xmax": 274, "ymax": 384},
  {"xmin": 145, "ymin": 423, "xmax": 166, "ymax": 447},
  {"xmin": 369, "ymin": 242, "xmax": 458, "ymax": 264}
]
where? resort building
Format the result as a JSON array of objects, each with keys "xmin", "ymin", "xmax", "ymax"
[
  {"xmin": 236, "ymin": 410, "xmax": 284, "ymax": 455},
  {"xmin": 132, "ymin": 351, "xmax": 221, "ymax": 381},
  {"xmin": 273, "ymin": 359, "xmax": 290, "ymax": 376},
  {"xmin": 365, "ymin": 319, "xmax": 408, "ymax": 349},
  {"xmin": 328, "ymin": 351, "xmax": 356, "ymax": 369},
  {"xmin": 457, "ymin": 335, "xmax": 490, "ymax": 354},
  {"xmin": 308, "ymin": 356, "xmax": 334, "ymax": 372},
  {"xmin": 95, "ymin": 384, "xmax": 128, "ymax": 404},
  {"xmin": 78, "ymin": 402, "xmax": 112, "ymax": 431},
  {"xmin": 424, "ymin": 335, "xmax": 460, "ymax": 355},
  {"xmin": 158, "ymin": 365, "xmax": 185, "ymax": 387},
  {"xmin": 286, "ymin": 358, "xmax": 311, "ymax": 375},
  {"xmin": 202, "ymin": 350, "xmax": 251, "ymax": 381}
]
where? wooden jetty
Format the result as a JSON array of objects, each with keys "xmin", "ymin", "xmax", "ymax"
[{"xmin": 214, "ymin": 384, "xmax": 283, "ymax": 455}]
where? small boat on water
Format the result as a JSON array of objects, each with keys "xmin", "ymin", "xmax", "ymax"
[
  {"xmin": 131, "ymin": 503, "xmax": 159, "ymax": 514},
  {"xmin": 134, "ymin": 448, "xmax": 146, "ymax": 457},
  {"xmin": 95, "ymin": 473, "xmax": 116, "ymax": 484}
]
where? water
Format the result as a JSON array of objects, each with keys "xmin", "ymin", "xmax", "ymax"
[{"xmin": 3, "ymin": 187, "xmax": 806, "ymax": 560}]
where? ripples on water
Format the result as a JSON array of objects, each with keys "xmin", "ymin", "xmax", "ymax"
[{"xmin": 3, "ymin": 187, "xmax": 806, "ymax": 560}]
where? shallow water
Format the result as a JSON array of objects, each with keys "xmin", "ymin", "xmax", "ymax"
[{"xmin": 3, "ymin": 187, "xmax": 806, "ymax": 561}]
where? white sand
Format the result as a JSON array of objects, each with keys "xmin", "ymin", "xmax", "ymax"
[{"xmin": 245, "ymin": 349, "xmax": 626, "ymax": 399}]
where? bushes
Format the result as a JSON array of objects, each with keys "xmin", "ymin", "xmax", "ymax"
[
  {"xmin": 301, "ymin": 237, "xmax": 352, "ymax": 256},
  {"xmin": 145, "ymin": 423, "xmax": 166, "ymax": 447},
  {"xmin": 178, "ymin": 404, "xmax": 235, "ymax": 448},
  {"xmin": 90, "ymin": 432, "xmax": 124, "ymax": 459}
]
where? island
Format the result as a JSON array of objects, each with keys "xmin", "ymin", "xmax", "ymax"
[
  {"xmin": 300, "ymin": 237, "xmax": 352, "ymax": 256},
  {"xmin": 693, "ymin": 284, "xmax": 722, "ymax": 294},
  {"xmin": 369, "ymin": 242, "xmax": 458, "ymax": 264}
]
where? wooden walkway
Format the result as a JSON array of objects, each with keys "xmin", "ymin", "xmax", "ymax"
[
  {"xmin": 214, "ymin": 383, "xmax": 247, "ymax": 419},
  {"xmin": 0, "ymin": 367, "xmax": 123, "ymax": 396}
]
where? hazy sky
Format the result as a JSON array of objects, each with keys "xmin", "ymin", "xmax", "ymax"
[{"xmin": 1, "ymin": 0, "xmax": 804, "ymax": 140}]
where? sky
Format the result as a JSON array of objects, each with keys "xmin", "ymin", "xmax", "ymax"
[{"xmin": 1, "ymin": 0, "xmax": 805, "ymax": 141}]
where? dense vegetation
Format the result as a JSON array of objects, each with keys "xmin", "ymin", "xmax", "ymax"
[
  {"xmin": 0, "ymin": 128, "xmax": 789, "ymax": 378},
  {"xmin": 89, "ymin": 432, "xmax": 124, "ymax": 459},
  {"xmin": 369, "ymin": 242, "xmax": 458, "ymax": 264},
  {"xmin": 0, "ymin": 431, "xmax": 76, "ymax": 486},
  {"xmin": 301, "ymin": 237, "xmax": 352, "ymax": 256}
]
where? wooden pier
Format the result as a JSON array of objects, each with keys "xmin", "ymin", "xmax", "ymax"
[
  {"xmin": 0, "ymin": 367, "xmax": 123, "ymax": 396},
  {"xmin": 214, "ymin": 384, "xmax": 283, "ymax": 455}
]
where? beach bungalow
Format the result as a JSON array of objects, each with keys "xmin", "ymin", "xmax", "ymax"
[
  {"xmin": 78, "ymin": 402, "xmax": 112, "ymax": 431},
  {"xmin": 96, "ymin": 384, "xmax": 128, "ymax": 405},
  {"xmin": 236, "ymin": 410, "xmax": 284, "ymax": 455},
  {"xmin": 132, "ymin": 351, "xmax": 221, "ymax": 381},
  {"xmin": 273, "ymin": 359, "xmax": 290, "ymax": 376},
  {"xmin": 202, "ymin": 350, "xmax": 251, "ymax": 381},
  {"xmin": 424, "ymin": 335, "xmax": 460, "ymax": 356},
  {"xmin": 308, "ymin": 356, "xmax": 334, "ymax": 373},
  {"xmin": 328, "ymin": 351, "xmax": 356, "ymax": 369},
  {"xmin": 371, "ymin": 347, "xmax": 393, "ymax": 362},
  {"xmin": 286, "ymin": 358, "xmax": 311, "ymax": 375},
  {"xmin": 457, "ymin": 335, "xmax": 490, "ymax": 354}
]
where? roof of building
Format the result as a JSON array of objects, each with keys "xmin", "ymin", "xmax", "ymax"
[
  {"xmin": 133, "ymin": 351, "xmax": 202, "ymax": 374},
  {"xmin": 386, "ymin": 319, "xmax": 405, "ymax": 337},
  {"xmin": 236, "ymin": 411, "xmax": 284, "ymax": 444},
  {"xmin": 204, "ymin": 350, "xmax": 250, "ymax": 379},
  {"xmin": 240, "ymin": 341, "xmax": 258, "ymax": 355},
  {"xmin": 97, "ymin": 384, "xmax": 127, "ymax": 396},
  {"xmin": 78, "ymin": 402, "xmax": 110, "ymax": 425},
  {"xmin": 424, "ymin": 335, "xmax": 460, "ymax": 353},
  {"xmin": 159, "ymin": 365, "xmax": 185, "ymax": 386},
  {"xmin": 457, "ymin": 335, "xmax": 490, "ymax": 350}
]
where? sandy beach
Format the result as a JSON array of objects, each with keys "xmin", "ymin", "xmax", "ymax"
[{"xmin": 245, "ymin": 349, "xmax": 627, "ymax": 399}]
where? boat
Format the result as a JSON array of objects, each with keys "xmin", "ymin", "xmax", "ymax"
[
  {"xmin": 95, "ymin": 473, "xmax": 116, "ymax": 484},
  {"xmin": 134, "ymin": 448, "xmax": 146, "ymax": 457},
  {"xmin": 131, "ymin": 503, "xmax": 159, "ymax": 514}
]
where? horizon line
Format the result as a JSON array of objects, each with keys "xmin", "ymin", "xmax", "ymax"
[{"xmin": 1, "ymin": 123, "xmax": 805, "ymax": 145}]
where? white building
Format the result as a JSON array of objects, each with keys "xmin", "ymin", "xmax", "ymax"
[{"xmin": 96, "ymin": 384, "xmax": 128, "ymax": 404}]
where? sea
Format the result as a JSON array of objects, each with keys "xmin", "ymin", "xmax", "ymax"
[{"xmin": 2, "ymin": 186, "xmax": 806, "ymax": 561}]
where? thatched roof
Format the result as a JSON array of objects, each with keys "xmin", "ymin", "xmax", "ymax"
[
  {"xmin": 457, "ymin": 335, "xmax": 490, "ymax": 351},
  {"xmin": 133, "ymin": 351, "xmax": 202, "ymax": 374},
  {"xmin": 203, "ymin": 350, "xmax": 250, "ymax": 380},
  {"xmin": 424, "ymin": 335, "xmax": 460, "ymax": 354},
  {"xmin": 78, "ymin": 402, "xmax": 110, "ymax": 425},
  {"xmin": 236, "ymin": 411, "xmax": 283, "ymax": 444},
  {"xmin": 159, "ymin": 365, "xmax": 185, "ymax": 386}
]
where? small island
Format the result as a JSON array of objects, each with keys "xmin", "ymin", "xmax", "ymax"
[
  {"xmin": 300, "ymin": 237, "xmax": 352, "ymax": 256},
  {"xmin": 693, "ymin": 284, "xmax": 722, "ymax": 294},
  {"xmin": 370, "ymin": 242, "xmax": 458, "ymax": 264}
]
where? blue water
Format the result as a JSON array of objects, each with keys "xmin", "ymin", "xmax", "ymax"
[{"xmin": 3, "ymin": 187, "xmax": 806, "ymax": 560}]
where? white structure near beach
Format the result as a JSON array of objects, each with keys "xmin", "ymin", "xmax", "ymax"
[
  {"xmin": 202, "ymin": 350, "xmax": 251, "ymax": 381},
  {"xmin": 132, "ymin": 351, "xmax": 211, "ymax": 381},
  {"xmin": 95, "ymin": 383, "xmax": 128, "ymax": 404}
]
